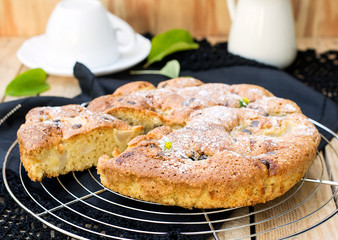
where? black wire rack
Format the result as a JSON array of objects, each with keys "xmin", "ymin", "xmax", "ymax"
[{"xmin": 2, "ymin": 119, "xmax": 337, "ymax": 240}]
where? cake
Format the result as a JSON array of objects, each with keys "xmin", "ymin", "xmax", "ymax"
[
  {"xmin": 91, "ymin": 78, "xmax": 320, "ymax": 209},
  {"xmin": 17, "ymin": 104, "xmax": 143, "ymax": 181},
  {"xmin": 17, "ymin": 78, "xmax": 321, "ymax": 209},
  {"xmin": 98, "ymin": 106, "xmax": 320, "ymax": 209}
]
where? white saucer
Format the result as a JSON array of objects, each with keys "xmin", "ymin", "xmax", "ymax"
[{"xmin": 17, "ymin": 22, "xmax": 151, "ymax": 76}]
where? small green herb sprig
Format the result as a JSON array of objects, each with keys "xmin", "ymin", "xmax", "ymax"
[
  {"xmin": 164, "ymin": 141, "xmax": 172, "ymax": 150},
  {"xmin": 239, "ymin": 97, "xmax": 250, "ymax": 108}
]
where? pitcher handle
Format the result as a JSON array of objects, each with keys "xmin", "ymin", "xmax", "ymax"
[{"xmin": 226, "ymin": 0, "xmax": 236, "ymax": 21}]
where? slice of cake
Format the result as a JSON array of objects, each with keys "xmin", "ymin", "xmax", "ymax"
[{"xmin": 17, "ymin": 104, "xmax": 143, "ymax": 181}]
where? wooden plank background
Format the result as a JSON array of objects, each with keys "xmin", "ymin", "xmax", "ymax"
[{"xmin": 1, "ymin": 0, "xmax": 338, "ymax": 38}]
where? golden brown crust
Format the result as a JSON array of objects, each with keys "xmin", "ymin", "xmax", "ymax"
[
  {"xmin": 112, "ymin": 81, "xmax": 156, "ymax": 96},
  {"xmin": 230, "ymin": 84, "xmax": 274, "ymax": 101},
  {"xmin": 94, "ymin": 78, "xmax": 320, "ymax": 209},
  {"xmin": 157, "ymin": 77, "xmax": 204, "ymax": 89}
]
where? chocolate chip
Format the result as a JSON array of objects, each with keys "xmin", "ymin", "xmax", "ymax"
[
  {"xmin": 127, "ymin": 101, "xmax": 136, "ymax": 105},
  {"xmin": 250, "ymin": 120, "xmax": 259, "ymax": 127},
  {"xmin": 117, "ymin": 98, "xmax": 124, "ymax": 102},
  {"xmin": 221, "ymin": 102, "xmax": 229, "ymax": 107},
  {"xmin": 241, "ymin": 129, "xmax": 252, "ymax": 134},
  {"xmin": 198, "ymin": 154, "xmax": 208, "ymax": 160},
  {"xmin": 148, "ymin": 143, "xmax": 158, "ymax": 148},
  {"xmin": 188, "ymin": 151, "xmax": 208, "ymax": 161},
  {"xmin": 72, "ymin": 123, "xmax": 82, "ymax": 129},
  {"xmin": 181, "ymin": 101, "xmax": 190, "ymax": 106},
  {"xmin": 53, "ymin": 119, "xmax": 61, "ymax": 129},
  {"xmin": 156, "ymin": 151, "xmax": 165, "ymax": 157},
  {"xmin": 116, "ymin": 151, "xmax": 134, "ymax": 164},
  {"xmin": 189, "ymin": 98, "xmax": 196, "ymax": 102},
  {"xmin": 188, "ymin": 151, "xmax": 196, "ymax": 161},
  {"xmin": 267, "ymin": 151, "xmax": 276, "ymax": 155},
  {"xmin": 53, "ymin": 119, "xmax": 61, "ymax": 124},
  {"xmin": 161, "ymin": 83, "xmax": 168, "ymax": 88},
  {"xmin": 194, "ymin": 112, "xmax": 202, "ymax": 116},
  {"xmin": 250, "ymin": 106, "xmax": 268, "ymax": 116},
  {"xmin": 261, "ymin": 159, "xmax": 270, "ymax": 169},
  {"xmin": 102, "ymin": 116, "xmax": 111, "ymax": 121}
]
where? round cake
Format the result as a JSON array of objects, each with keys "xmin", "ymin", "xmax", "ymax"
[
  {"xmin": 17, "ymin": 77, "xmax": 321, "ymax": 209},
  {"xmin": 94, "ymin": 78, "xmax": 321, "ymax": 209}
]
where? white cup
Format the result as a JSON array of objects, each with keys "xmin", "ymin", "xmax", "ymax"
[
  {"xmin": 227, "ymin": 0, "xmax": 297, "ymax": 69},
  {"xmin": 45, "ymin": 0, "xmax": 136, "ymax": 69}
]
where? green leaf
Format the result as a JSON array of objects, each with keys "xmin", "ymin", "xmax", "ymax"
[
  {"xmin": 131, "ymin": 60, "xmax": 180, "ymax": 78},
  {"xmin": 5, "ymin": 68, "xmax": 49, "ymax": 96},
  {"xmin": 145, "ymin": 29, "xmax": 199, "ymax": 68},
  {"xmin": 159, "ymin": 60, "xmax": 180, "ymax": 78}
]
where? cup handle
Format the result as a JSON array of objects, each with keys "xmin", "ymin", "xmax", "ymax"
[
  {"xmin": 226, "ymin": 0, "xmax": 236, "ymax": 21},
  {"xmin": 107, "ymin": 12, "xmax": 136, "ymax": 54}
]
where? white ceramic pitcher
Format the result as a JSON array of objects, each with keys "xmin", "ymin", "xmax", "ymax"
[{"xmin": 227, "ymin": 0, "xmax": 297, "ymax": 69}]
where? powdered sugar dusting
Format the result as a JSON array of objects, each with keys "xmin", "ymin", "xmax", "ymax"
[
  {"xmin": 21, "ymin": 105, "xmax": 132, "ymax": 143},
  {"xmin": 156, "ymin": 104, "xmax": 319, "ymax": 161},
  {"xmin": 107, "ymin": 79, "xmax": 305, "ymax": 122}
]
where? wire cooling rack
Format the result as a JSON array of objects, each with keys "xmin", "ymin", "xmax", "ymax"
[{"xmin": 3, "ymin": 120, "xmax": 338, "ymax": 240}]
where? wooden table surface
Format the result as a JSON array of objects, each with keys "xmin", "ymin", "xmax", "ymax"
[{"xmin": 0, "ymin": 36, "xmax": 337, "ymax": 239}]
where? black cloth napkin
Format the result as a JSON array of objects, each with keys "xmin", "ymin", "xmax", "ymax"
[{"xmin": 1, "ymin": 62, "xmax": 337, "ymax": 239}]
